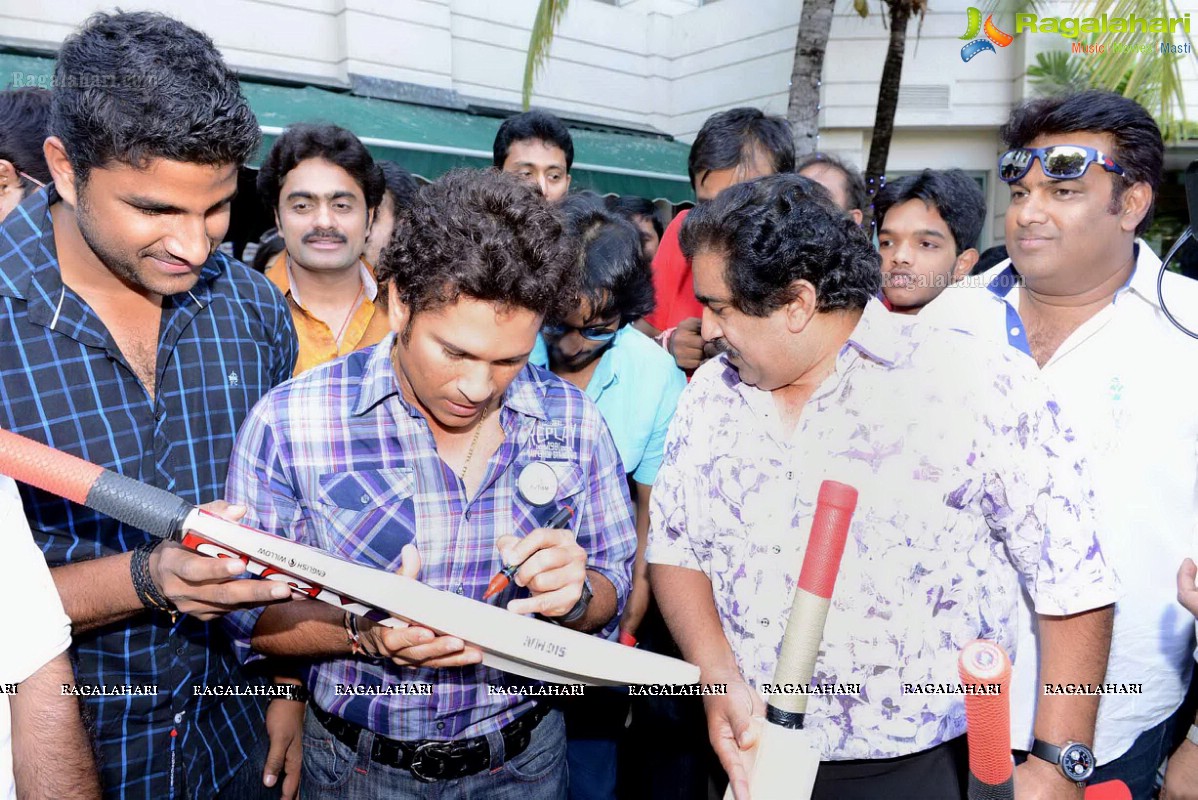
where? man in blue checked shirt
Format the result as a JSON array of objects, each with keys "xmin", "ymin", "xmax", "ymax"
[
  {"xmin": 0, "ymin": 12, "xmax": 301, "ymax": 800},
  {"xmin": 224, "ymin": 168, "xmax": 637, "ymax": 799}
]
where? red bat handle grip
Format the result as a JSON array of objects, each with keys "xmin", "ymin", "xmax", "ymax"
[
  {"xmin": 796, "ymin": 480, "xmax": 857, "ymax": 599},
  {"xmin": 0, "ymin": 428, "xmax": 193, "ymax": 540},
  {"xmin": 959, "ymin": 640, "xmax": 1013, "ymax": 799}
]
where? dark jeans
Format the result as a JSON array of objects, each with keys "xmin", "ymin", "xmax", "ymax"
[
  {"xmin": 214, "ymin": 723, "xmax": 283, "ymax": 800},
  {"xmin": 564, "ymin": 688, "xmax": 628, "ymax": 800},
  {"xmin": 1089, "ymin": 715, "xmax": 1173, "ymax": 800},
  {"xmin": 812, "ymin": 736, "xmax": 968, "ymax": 800}
]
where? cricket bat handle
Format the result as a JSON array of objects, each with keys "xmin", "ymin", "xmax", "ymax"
[
  {"xmin": 959, "ymin": 640, "xmax": 1013, "ymax": 800},
  {"xmin": 727, "ymin": 480, "xmax": 858, "ymax": 800},
  {"xmin": 0, "ymin": 428, "xmax": 193, "ymax": 540}
]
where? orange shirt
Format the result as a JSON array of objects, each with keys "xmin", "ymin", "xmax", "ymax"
[
  {"xmin": 645, "ymin": 209, "xmax": 703, "ymax": 331},
  {"xmin": 266, "ymin": 251, "xmax": 391, "ymax": 376}
]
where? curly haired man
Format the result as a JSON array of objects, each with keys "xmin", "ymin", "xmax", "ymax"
[{"xmin": 223, "ymin": 168, "xmax": 636, "ymax": 799}]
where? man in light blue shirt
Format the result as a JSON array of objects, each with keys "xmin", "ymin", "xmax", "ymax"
[{"xmin": 532, "ymin": 196, "xmax": 686, "ymax": 800}]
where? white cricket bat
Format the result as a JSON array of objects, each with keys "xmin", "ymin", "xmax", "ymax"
[
  {"xmin": 0, "ymin": 428, "xmax": 699, "ymax": 687},
  {"xmin": 724, "ymin": 480, "xmax": 857, "ymax": 800}
]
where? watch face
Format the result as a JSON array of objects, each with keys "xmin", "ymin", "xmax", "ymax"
[{"xmin": 1061, "ymin": 743, "xmax": 1095, "ymax": 782}]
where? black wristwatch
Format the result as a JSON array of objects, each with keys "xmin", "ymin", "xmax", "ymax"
[
  {"xmin": 1030, "ymin": 738, "xmax": 1095, "ymax": 786},
  {"xmin": 275, "ymin": 683, "xmax": 310, "ymax": 704},
  {"xmin": 549, "ymin": 576, "xmax": 593, "ymax": 625}
]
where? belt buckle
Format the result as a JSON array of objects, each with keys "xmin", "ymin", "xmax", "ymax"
[{"xmin": 409, "ymin": 740, "xmax": 453, "ymax": 782}]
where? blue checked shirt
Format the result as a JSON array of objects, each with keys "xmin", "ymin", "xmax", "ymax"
[
  {"xmin": 0, "ymin": 186, "xmax": 298, "ymax": 799},
  {"xmin": 223, "ymin": 333, "xmax": 636, "ymax": 740}
]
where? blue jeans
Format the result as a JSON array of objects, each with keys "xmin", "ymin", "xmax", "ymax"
[{"xmin": 301, "ymin": 706, "xmax": 568, "ymax": 800}]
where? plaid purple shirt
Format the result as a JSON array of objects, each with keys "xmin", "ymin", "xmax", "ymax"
[{"xmin": 223, "ymin": 333, "xmax": 635, "ymax": 740}]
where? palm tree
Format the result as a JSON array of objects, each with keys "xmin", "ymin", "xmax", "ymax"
[
  {"xmin": 522, "ymin": 0, "xmax": 571, "ymax": 110},
  {"xmin": 858, "ymin": 0, "xmax": 928, "ymax": 222},
  {"xmin": 789, "ymin": 0, "xmax": 838, "ymax": 156}
]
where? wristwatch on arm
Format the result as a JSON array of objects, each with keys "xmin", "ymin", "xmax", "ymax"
[
  {"xmin": 1030, "ymin": 738, "xmax": 1096, "ymax": 787},
  {"xmin": 547, "ymin": 575, "xmax": 593, "ymax": 625}
]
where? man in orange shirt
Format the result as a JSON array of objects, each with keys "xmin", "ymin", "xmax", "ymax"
[
  {"xmin": 638, "ymin": 108, "xmax": 794, "ymax": 372},
  {"xmin": 258, "ymin": 123, "xmax": 390, "ymax": 374}
]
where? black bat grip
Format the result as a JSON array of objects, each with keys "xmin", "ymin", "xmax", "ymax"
[{"xmin": 86, "ymin": 470, "xmax": 194, "ymax": 541}]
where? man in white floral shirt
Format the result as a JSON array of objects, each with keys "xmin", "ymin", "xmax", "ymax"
[{"xmin": 646, "ymin": 174, "xmax": 1120, "ymax": 800}]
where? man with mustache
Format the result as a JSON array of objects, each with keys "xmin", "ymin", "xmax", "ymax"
[
  {"xmin": 648, "ymin": 174, "xmax": 1118, "ymax": 800},
  {"xmin": 259, "ymin": 123, "xmax": 391, "ymax": 375}
]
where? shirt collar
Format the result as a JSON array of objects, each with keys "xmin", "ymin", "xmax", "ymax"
[
  {"xmin": 352, "ymin": 332, "xmax": 551, "ymax": 422},
  {"xmin": 841, "ymin": 299, "xmax": 901, "ymax": 367},
  {"xmin": 0, "ymin": 183, "xmax": 222, "ymax": 312},
  {"xmin": 269, "ymin": 251, "xmax": 379, "ymax": 308},
  {"xmin": 587, "ymin": 327, "xmax": 626, "ymax": 397},
  {"xmin": 983, "ymin": 239, "xmax": 1160, "ymax": 308},
  {"xmin": 717, "ymin": 299, "xmax": 900, "ymax": 393}
]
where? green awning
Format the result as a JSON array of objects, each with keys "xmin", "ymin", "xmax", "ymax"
[{"xmin": 3, "ymin": 50, "xmax": 692, "ymax": 203}]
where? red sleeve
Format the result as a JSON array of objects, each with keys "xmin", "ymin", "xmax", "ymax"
[{"xmin": 646, "ymin": 210, "xmax": 702, "ymax": 330}]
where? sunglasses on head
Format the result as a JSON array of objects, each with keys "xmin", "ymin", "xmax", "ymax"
[
  {"xmin": 998, "ymin": 145, "xmax": 1125, "ymax": 184},
  {"xmin": 542, "ymin": 322, "xmax": 619, "ymax": 343}
]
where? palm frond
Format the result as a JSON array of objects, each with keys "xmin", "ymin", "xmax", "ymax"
[
  {"xmin": 522, "ymin": 0, "xmax": 571, "ymax": 110},
  {"xmin": 1027, "ymin": 49, "xmax": 1094, "ymax": 95},
  {"xmin": 1071, "ymin": 0, "xmax": 1190, "ymax": 141}
]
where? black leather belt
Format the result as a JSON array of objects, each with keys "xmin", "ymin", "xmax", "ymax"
[{"xmin": 311, "ymin": 703, "xmax": 550, "ymax": 782}]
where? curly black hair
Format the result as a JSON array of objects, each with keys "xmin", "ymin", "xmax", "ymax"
[
  {"xmin": 680, "ymin": 174, "xmax": 881, "ymax": 316},
  {"xmin": 560, "ymin": 195, "xmax": 655, "ymax": 325},
  {"xmin": 257, "ymin": 123, "xmax": 385, "ymax": 212},
  {"xmin": 49, "ymin": 11, "xmax": 260, "ymax": 184},
  {"xmin": 377, "ymin": 169, "xmax": 580, "ymax": 335}
]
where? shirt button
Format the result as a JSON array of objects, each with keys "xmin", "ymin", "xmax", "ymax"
[
  {"xmin": 176, "ymin": 646, "xmax": 186, "ymax": 656},
  {"xmin": 455, "ymin": 585, "xmax": 465, "ymax": 595},
  {"xmin": 759, "ymin": 617, "xmax": 770, "ymax": 628},
  {"xmin": 1010, "ymin": 326, "xmax": 1021, "ymax": 337},
  {"xmin": 436, "ymin": 721, "xmax": 446, "ymax": 731},
  {"xmin": 771, "ymin": 545, "xmax": 782, "ymax": 555},
  {"xmin": 174, "ymin": 712, "xmax": 184, "ymax": 724},
  {"xmin": 360, "ymin": 494, "xmax": 370, "ymax": 504}
]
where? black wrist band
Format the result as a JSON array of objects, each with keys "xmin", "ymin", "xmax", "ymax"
[{"xmin": 131, "ymin": 539, "xmax": 177, "ymax": 620}]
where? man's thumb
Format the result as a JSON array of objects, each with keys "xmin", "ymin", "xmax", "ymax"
[{"xmin": 398, "ymin": 544, "xmax": 422, "ymax": 579}]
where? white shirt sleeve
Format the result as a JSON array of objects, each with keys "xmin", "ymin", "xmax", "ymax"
[{"xmin": 0, "ymin": 475, "xmax": 71, "ymax": 684}]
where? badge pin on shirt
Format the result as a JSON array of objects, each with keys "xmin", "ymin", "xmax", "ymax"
[{"xmin": 517, "ymin": 461, "xmax": 559, "ymax": 506}]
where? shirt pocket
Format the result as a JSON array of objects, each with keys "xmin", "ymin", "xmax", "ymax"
[{"xmin": 316, "ymin": 468, "xmax": 418, "ymax": 571}]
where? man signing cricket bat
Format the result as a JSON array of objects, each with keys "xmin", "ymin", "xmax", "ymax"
[{"xmin": 222, "ymin": 169, "xmax": 636, "ymax": 799}]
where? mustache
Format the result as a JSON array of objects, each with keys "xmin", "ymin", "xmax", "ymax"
[
  {"xmin": 710, "ymin": 337, "xmax": 737, "ymax": 357},
  {"xmin": 303, "ymin": 229, "xmax": 347, "ymax": 244}
]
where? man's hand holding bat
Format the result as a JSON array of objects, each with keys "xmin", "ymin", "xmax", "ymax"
[
  {"xmin": 701, "ymin": 665, "xmax": 765, "ymax": 800},
  {"xmin": 145, "ymin": 501, "xmax": 292, "ymax": 620}
]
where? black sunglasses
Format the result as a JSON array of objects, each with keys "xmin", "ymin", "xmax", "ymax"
[
  {"xmin": 542, "ymin": 323, "xmax": 620, "ymax": 343},
  {"xmin": 999, "ymin": 145, "xmax": 1125, "ymax": 184}
]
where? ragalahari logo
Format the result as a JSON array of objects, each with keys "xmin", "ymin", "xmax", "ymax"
[{"xmin": 960, "ymin": 7, "xmax": 1014, "ymax": 62}]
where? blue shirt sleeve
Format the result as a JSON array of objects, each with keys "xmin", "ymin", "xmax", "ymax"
[{"xmin": 631, "ymin": 365, "xmax": 687, "ymax": 486}]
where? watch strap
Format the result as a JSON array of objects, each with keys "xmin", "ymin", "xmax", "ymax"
[
  {"xmin": 1187, "ymin": 724, "xmax": 1198, "ymax": 747},
  {"xmin": 551, "ymin": 575, "xmax": 593, "ymax": 624},
  {"xmin": 1029, "ymin": 738, "xmax": 1062, "ymax": 767}
]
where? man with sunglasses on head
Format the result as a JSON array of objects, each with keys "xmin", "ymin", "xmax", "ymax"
[{"xmin": 921, "ymin": 90, "xmax": 1198, "ymax": 799}]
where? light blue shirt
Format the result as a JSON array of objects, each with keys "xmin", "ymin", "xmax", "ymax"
[{"xmin": 532, "ymin": 325, "xmax": 686, "ymax": 485}]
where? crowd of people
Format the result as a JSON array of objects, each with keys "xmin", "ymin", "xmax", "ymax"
[{"xmin": 2, "ymin": 9, "xmax": 1198, "ymax": 800}]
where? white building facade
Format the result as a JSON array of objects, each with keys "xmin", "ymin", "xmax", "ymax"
[{"xmin": 4, "ymin": 0, "xmax": 1198, "ymax": 245}]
